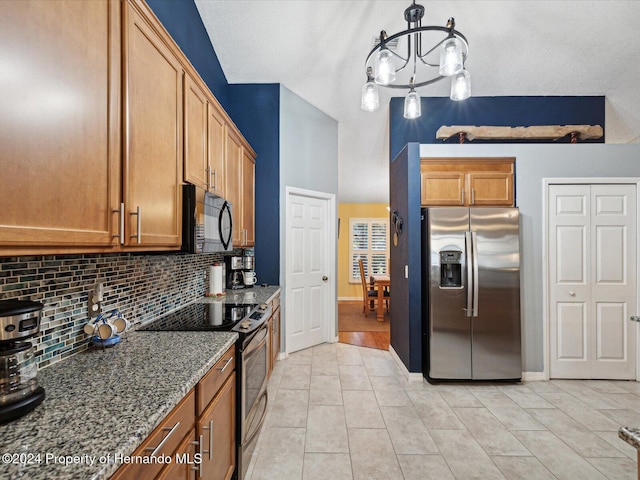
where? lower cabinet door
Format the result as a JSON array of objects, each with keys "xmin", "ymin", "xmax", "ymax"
[
  {"xmin": 157, "ymin": 428, "xmax": 198, "ymax": 480},
  {"xmin": 198, "ymin": 372, "xmax": 236, "ymax": 480}
]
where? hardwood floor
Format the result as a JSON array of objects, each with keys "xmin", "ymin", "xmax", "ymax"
[
  {"xmin": 337, "ymin": 301, "xmax": 390, "ymax": 350},
  {"xmin": 338, "ymin": 331, "xmax": 389, "ymax": 350}
]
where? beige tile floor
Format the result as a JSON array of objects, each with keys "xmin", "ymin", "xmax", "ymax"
[{"xmin": 245, "ymin": 342, "xmax": 640, "ymax": 480}]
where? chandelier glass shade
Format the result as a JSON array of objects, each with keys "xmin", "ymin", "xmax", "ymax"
[{"xmin": 361, "ymin": 1, "xmax": 471, "ymax": 119}]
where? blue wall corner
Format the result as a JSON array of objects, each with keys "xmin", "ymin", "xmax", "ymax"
[
  {"xmin": 389, "ymin": 96, "xmax": 606, "ymax": 160},
  {"xmin": 144, "ymin": 0, "xmax": 282, "ymax": 284},
  {"xmin": 389, "ymin": 142, "xmax": 422, "ymax": 372},
  {"xmin": 228, "ymin": 84, "xmax": 281, "ymax": 285},
  {"xmin": 146, "ymin": 0, "xmax": 230, "ymax": 109}
]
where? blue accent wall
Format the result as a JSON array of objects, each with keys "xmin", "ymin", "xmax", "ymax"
[
  {"xmin": 146, "ymin": 0, "xmax": 230, "ymax": 109},
  {"xmin": 390, "ymin": 96, "xmax": 605, "ymax": 160},
  {"xmin": 389, "ymin": 143, "xmax": 423, "ymax": 372},
  {"xmin": 228, "ymin": 85, "xmax": 281, "ymax": 285},
  {"xmin": 145, "ymin": 1, "xmax": 282, "ymax": 284}
]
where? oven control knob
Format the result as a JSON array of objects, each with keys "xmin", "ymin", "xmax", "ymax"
[
  {"xmin": 4, "ymin": 324, "xmax": 16, "ymax": 333},
  {"xmin": 259, "ymin": 303, "xmax": 268, "ymax": 310},
  {"xmin": 240, "ymin": 320, "xmax": 251, "ymax": 330}
]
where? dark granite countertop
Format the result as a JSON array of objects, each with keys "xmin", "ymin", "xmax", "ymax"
[{"xmin": 0, "ymin": 331, "xmax": 237, "ymax": 480}]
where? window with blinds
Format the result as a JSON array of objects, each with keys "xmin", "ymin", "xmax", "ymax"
[{"xmin": 349, "ymin": 218, "xmax": 389, "ymax": 283}]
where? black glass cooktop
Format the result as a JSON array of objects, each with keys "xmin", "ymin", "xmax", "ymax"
[{"xmin": 138, "ymin": 302, "xmax": 256, "ymax": 332}]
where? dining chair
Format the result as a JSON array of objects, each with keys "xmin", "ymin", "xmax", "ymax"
[{"xmin": 358, "ymin": 259, "xmax": 389, "ymax": 317}]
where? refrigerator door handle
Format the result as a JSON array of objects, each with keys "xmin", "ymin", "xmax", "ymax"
[
  {"xmin": 472, "ymin": 231, "xmax": 479, "ymax": 317},
  {"xmin": 464, "ymin": 232, "xmax": 473, "ymax": 317}
]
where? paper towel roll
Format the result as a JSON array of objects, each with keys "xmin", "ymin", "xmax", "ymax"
[{"xmin": 209, "ymin": 265, "xmax": 224, "ymax": 295}]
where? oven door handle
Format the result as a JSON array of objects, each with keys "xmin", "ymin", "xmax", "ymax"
[
  {"xmin": 244, "ymin": 324, "xmax": 269, "ymax": 356},
  {"xmin": 242, "ymin": 390, "xmax": 268, "ymax": 448}
]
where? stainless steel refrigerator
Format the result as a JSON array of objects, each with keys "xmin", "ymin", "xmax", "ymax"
[{"xmin": 422, "ymin": 207, "xmax": 521, "ymax": 381}]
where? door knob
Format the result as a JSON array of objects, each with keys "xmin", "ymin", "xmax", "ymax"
[
  {"xmin": 630, "ymin": 316, "xmax": 640, "ymax": 322},
  {"xmin": 568, "ymin": 291, "xmax": 576, "ymax": 296},
  {"xmin": 322, "ymin": 276, "xmax": 328, "ymax": 282}
]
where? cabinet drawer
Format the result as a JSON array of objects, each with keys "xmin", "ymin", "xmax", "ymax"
[
  {"xmin": 111, "ymin": 389, "xmax": 195, "ymax": 480},
  {"xmin": 196, "ymin": 345, "xmax": 235, "ymax": 416}
]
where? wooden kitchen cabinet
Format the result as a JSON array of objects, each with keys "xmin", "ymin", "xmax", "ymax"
[
  {"xmin": 184, "ymin": 72, "xmax": 226, "ymax": 199},
  {"xmin": 241, "ymin": 150, "xmax": 256, "ymax": 246},
  {"xmin": 112, "ymin": 344, "xmax": 236, "ymax": 480},
  {"xmin": 268, "ymin": 294, "xmax": 281, "ymax": 378},
  {"xmin": 225, "ymin": 129, "xmax": 256, "ymax": 247},
  {"xmin": 184, "ymin": 73, "xmax": 209, "ymax": 191},
  {"xmin": 420, "ymin": 158, "xmax": 515, "ymax": 207},
  {"xmin": 197, "ymin": 373, "xmax": 236, "ymax": 480},
  {"xmin": 122, "ymin": 0, "xmax": 183, "ymax": 248},
  {"xmin": 225, "ymin": 128, "xmax": 243, "ymax": 246},
  {"xmin": 111, "ymin": 390, "xmax": 196, "ymax": 480},
  {"xmin": 207, "ymin": 102, "xmax": 226, "ymax": 198},
  {"xmin": 0, "ymin": 0, "xmax": 121, "ymax": 251},
  {"xmin": 156, "ymin": 428, "xmax": 198, "ymax": 480}
]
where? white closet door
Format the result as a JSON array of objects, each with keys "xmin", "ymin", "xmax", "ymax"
[
  {"xmin": 549, "ymin": 184, "xmax": 636, "ymax": 379},
  {"xmin": 590, "ymin": 185, "xmax": 636, "ymax": 378}
]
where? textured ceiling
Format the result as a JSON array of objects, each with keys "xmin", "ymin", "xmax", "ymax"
[{"xmin": 194, "ymin": 0, "xmax": 640, "ymax": 203}]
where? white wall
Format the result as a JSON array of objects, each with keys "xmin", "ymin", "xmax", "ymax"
[
  {"xmin": 279, "ymin": 86, "xmax": 339, "ymax": 345},
  {"xmin": 420, "ymin": 143, "xmax": 640, "ymax": 373}
]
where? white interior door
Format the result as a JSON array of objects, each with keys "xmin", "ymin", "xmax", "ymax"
[
  {"xmin": 549, "ymin": 184, "xmax": 637, "ymax": 379},
  {"xmin": 286, "ymin": 191, "xmax": 332, "ymax": 353}
]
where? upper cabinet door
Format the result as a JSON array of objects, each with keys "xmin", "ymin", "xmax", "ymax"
[
  {"xmin": 467, "ymin": 172, "xmax": 514, "ymax": 206},
  {"xmin": 225, "ymin": 128, "xmax": 243, "ymax": 246},
  {"xmin": 421, "ymin": 172, "xmax": 466, "ymax": 206},
  {"xmin": 0, "ymin": 0, "xmax": 121, "ymax": 249},
  {"xmin": 242, "ymin": 150, "xmax": 256, "ymax": 246},
  {"xmin": 123, "ymin": 0, "xmax": 183, "ymax": 247},
  {"xmin": 184, "ymin": 74, "xmax": 209, "ymax": 190},
  {"xmin": 208, "ymin": 102, "xmax": 226, "ymax": 198}
]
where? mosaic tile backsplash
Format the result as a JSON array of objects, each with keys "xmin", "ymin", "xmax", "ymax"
[{"xmin": 0, "ymin": 252, "xmax": 226, "ymax": 369}]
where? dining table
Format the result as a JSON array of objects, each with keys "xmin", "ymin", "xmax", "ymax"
[{"xmin": 370, "ymin": 274, "xmax": 390, "ymax": 321}]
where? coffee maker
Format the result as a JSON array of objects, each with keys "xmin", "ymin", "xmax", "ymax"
[
  {"xmin": 225, "ymin": 256, "xmax": 245, "ymax": 289},
  {"xmin": 242, "ymin": 254, "xmax": 256, "ymax": 288},
  {"xmin": 0, "ymin": 300, "xmax": 46, "ymax": 424}
]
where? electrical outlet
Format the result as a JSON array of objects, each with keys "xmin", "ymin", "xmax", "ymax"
[{"xmin": 88, "ymin": 282, "xmax": 104, "ymax": 318}]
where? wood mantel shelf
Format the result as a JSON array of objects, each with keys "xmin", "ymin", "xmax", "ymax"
[{"xmin": 436, "ymin": 125, "xmax": 604, "ymax": 143}]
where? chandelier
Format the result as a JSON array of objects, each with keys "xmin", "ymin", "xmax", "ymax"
[{"xmin": 361, "ymin": 1, "xmax": 471, "ymax": 119}]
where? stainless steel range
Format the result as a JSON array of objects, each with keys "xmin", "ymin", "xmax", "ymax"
[{"xmin": 138, "ymin": 301, "xmax": 272, "ymax": 480}]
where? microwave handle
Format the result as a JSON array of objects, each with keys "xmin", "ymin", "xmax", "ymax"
[{"xmin": 220, "ymin": 201, "xmax": 233, "ymax": 250}]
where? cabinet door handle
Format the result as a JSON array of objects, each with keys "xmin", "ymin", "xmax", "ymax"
[
  {"xmin": 461, "ymin": 188, "xmax": 465, "ymax": 205},
  {"xmin": 112, "ymin": 202, "xmax": 125, "ymax": 244},
  {"xmin": 202, "ymin": 420, "xmax": 214, "ymax": 460},
  {"xmin": 190, "ymin": 439, "xmax": 201, "ymax": 477},
  {"xmin": 471, "ymin": 188, "xmax": 475, "ymax": 205},
  {"xmin": 213, "ymin": 169, "xmax": 217, "ymax": 191},
  {"xmin": 145, "ymin": 421, "xmax": 180, "ymax": 457},
  {"xmin": 205, "ymin": 165, "xmax": 211, "ymax": 190},
  {"xmin": 216, "ymin": 357, "xmax": 233, "ymax": 373},
  {"xmin": 130, "ymin": 206, "xmax": 141, "ymax": 244},
  {"xmin": 197, "ymin": 434, "xmax": 204, "ymax": 478}
]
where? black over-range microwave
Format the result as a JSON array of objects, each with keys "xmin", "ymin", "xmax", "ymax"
[{"xmin": 182, "ymin": 184, "xmax": 233, "ymax": 253}]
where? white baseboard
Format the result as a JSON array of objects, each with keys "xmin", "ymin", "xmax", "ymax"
[
  {"xmin": 389, "ymin": 345, "xmax": 424, "ymax": 382},
  {"xmin": 522, "ymin": 371, "xmax": 547, "ymax": 381},
  {"xmin": 277, "ymin": 352, "xmax": 288, "ymax": 360},
  {"xmin": 338, "ymin": 296, "xmax": 361, "ymax": 302}
]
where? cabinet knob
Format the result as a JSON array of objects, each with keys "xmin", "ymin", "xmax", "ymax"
[{"xmin": 569, "ymin": 291, "xmax": 576, "ymax": 296}]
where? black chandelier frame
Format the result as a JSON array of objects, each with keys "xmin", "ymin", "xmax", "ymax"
[{"xmin": 364, "ymin": 2, "xmax": 470, "ymax": 90}]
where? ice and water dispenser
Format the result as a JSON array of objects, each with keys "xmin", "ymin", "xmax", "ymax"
[{"xmin": 439, "ymin": 250, "xmax": 462, "ymax": 288}]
